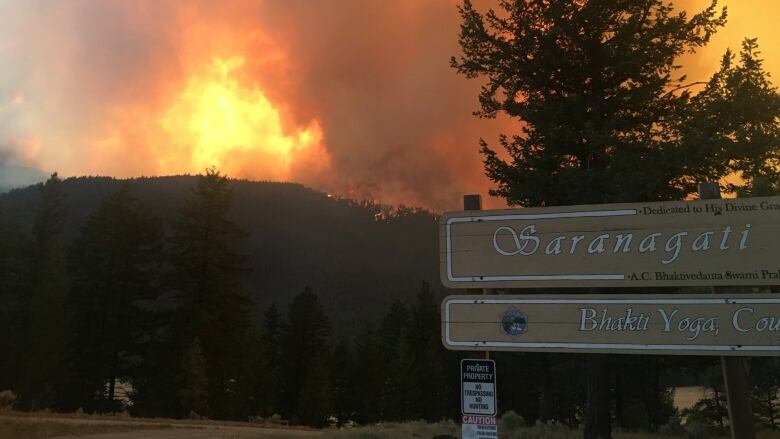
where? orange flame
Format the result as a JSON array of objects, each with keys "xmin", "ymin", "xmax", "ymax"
[{"xmin": 155, "ymin": 55, "xmax": 324, "ymax": 180}]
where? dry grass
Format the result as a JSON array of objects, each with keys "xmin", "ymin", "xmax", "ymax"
[
  {"xmin": 320, "ymin": 420, "xmax": 458, "ymax": 439},
  {"xmin": 3, "ymin": 412, "xmax": 779, "ymax": 439},
  {"xmin": 282, "ymin": 422, "xmax": 780, "ymax": 439},
  {"xmin": 0, "ymin": 415, "xmax": 169, "ymax": 438},
  {"xmin": 0, "ymin": 411, "xmax": 320, "ymax": 438}
]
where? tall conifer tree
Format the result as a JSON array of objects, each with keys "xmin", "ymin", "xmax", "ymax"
[
  {"xmin": 349, "ymin": 325, "xmax": 384, "ymax": 423},
  {"xmin": 170, "ymin": 168, "xmax": 251, "ymax": 419},
  {"xmin": 15, "ymin": 174, "xmax": 70, "ymax": 410},
  {"xmin": 749, "ymin": 358, "xmax": 780, "ymax": 429},
  {"xmin": 453, "ymin": 0, "xmax": 727, "ymax": 206},
  {"xmin": 379, "ymin": 301, "xmax": 415, "ymax": 421},
  {"xmin": 278, "ymin": 287, "xmax": 331, "ymax": 426},
  {"xmin": 330, "ymin": 340, "xmax": 356, "ymax": 424},
  {"xmin": 256, "ymin": 303, "xmax": 282, "ymax": 416},
  {"xmin": 686, "ymin": 38, "xmax": 780, "ymax": 196},
  {"xmin": 452, "ymin": 2, "xmax": 732, "ymax": 437},
  {"xmin": 0, "ymin": 205, "xmax": 23, "ymax": 392},
  {"xmin": 409, "ymin": 282, "xmax": 448, "ymax": 421},
  {"xmin": 68, "ymin": 184, "xmax": 165, "ymax": 411}
]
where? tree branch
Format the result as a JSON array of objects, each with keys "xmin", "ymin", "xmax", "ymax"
[{"xmin": 662, "ymin": 81, "xmax": 708, "ymax": 98}]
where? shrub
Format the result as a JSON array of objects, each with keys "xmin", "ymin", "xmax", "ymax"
[
  {"xmin": 685, "ymin": 421, "xmax": 709, "ymax": 439},
  {"xmin": 658, "ymin": 414, "xmax": 686, "ymax": 436},
  {"xmin": 0, "ymin": 389, "xmax": 17, "ymax": 410},
  {"xmin": 499, "ymin": 410, "xmax": 526, "ymax": 438}
]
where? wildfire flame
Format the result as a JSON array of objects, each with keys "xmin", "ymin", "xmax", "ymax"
[{"xmin": 156, "ymin": 55, "xmax": 324, "ymax": 180}]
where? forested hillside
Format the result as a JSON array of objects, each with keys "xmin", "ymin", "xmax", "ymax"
[
  {"xmin": 0, "ymin": 171, "xmax": 458, "ymax": 422},
  {"xmin": 0, "ymin": 174, "xmax": 440, "ymax": 335}
]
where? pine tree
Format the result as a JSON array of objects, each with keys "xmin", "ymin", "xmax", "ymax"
[
  {"xmin": 378, "ymin": 301, "xmax": 415, "ymax": 421},
  {"xmin": 686, "ymin": 38, "xmax": 780, "ymax": 196},
  {"xmin": 128, "ymin": 317, "xmax": 181, "ymax": 418},
  {"xmin": 681, "ymin": 364, "xmax": 729, "ymax": 432},
  {"xmin": 452, "ymin": 2, "xmax": 731, "ymax": 437},
  {"xmin": 278, "ymin": 287, "xmax": 331, "ymax": 426},
  {"xmin": 224, "ymin": 327, "xmax": 267, "ymax": 420},
  {"xmin": 170, "ymin": 168, "xmax": 252, "ymax": 419},
  {"xmin": 0, "ymin": 205, "xmax": 23, "ymax": 392},
  {"xmin": 749, "ymin": 358, "xmax": 780, "ymax": 430},
  {"xmin": 15, "ymin": 174, "xmax": 71, "ymax": 410},
  {"xmin": 330, "ymin": 340, "xmax": 356, "ymax": 424},
  {"xmin": 68, "ymin": 184, "xmax": 165, "ymax": 412},
  {"xmin": 257, "ymin": 303, "xmax": 282, "ymax": 416},
  {"xmin": 409, "ymin": 281, "xmax": 448, "ymax": 421},
  {"xmin": 452, "ymin": 0, "xmax": 728, "ymax": 206},
  {"xmin": 349, "ymin": 325, "xmax": 384, "ymax": 423}
]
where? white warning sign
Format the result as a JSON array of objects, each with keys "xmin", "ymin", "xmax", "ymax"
[
  {"xmin": 461, "ymin": 359, "xmax": 497, "ymax": 416},
  {"xmin": 462, "ymin": 414, "xmax": 498, "ymax": 439}
]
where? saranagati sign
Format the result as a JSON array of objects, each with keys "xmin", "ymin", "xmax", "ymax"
[
  {"xmin": 442, "ymin": 295, "xmax": 780, "ymax": 356},
  {"xmin": 440, "ymin": 196, "xmax": 780, "ymax": 288}
]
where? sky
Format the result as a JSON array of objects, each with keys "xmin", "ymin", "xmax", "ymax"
[{"xmin": 0, "ymin": 0, "xmax": 777, "ymax": 211}]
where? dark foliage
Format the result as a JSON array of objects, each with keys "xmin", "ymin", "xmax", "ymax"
[
  {"xmin": 452, "ymin": 0, "xmax": 728, "ymax": 207},
  {"xmin": 169, "ymin": 168, "xmax": 253, "ymax": 419},
  {"xmin": 12, "ymin": 174, "xmax": 71, "ymax": 410},
  {"xmin": 277, "ymin": 287, "xmax": 331, "ymax": 426},
  {"xmin": 0, "ymin": 174, "xmax": 439, "ymax": 338},
  {"xmin": 67, "ymin": 184, "xmax": 165, "ymax": 412}
]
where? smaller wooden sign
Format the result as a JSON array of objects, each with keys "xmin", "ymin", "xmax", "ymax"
[{"xmin": 442, "ymin": 295, "xmax": 780, "ymax": 356}]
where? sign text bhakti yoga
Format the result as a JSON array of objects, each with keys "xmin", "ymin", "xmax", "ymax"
[{"xmin": 442, "ymin": 295, "xmax": 780, "ymax": 355}]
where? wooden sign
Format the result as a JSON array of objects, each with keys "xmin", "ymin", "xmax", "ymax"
[
  {"xmin": 440, "ymin": 196, "xmax": 780, "ymax": 288},
  {"xmin": 442, "ymin": 295, "xmax": 780, "ymax": 356}
]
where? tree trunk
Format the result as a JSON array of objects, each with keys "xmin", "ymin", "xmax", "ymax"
[
  {"xmin": 538, "ymin": 353, "xmax": 552, "ymax": 423},
  {"xmin": 584, "ymin": 354, "xmax": 612, "ymax": 439},
  {"xmin": 642, "ymin": 358, "xmax": 662, "ymax": 432},
  {"xmin": 615, "ymin": 370, "xmax": 624, "ymax": 429}
]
